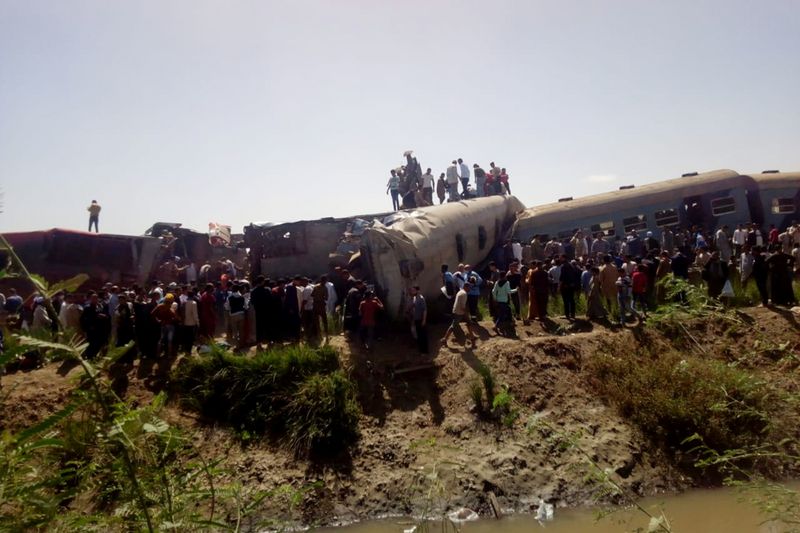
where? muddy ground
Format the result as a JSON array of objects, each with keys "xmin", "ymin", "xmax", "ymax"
[{"xmin": 2, "ymin": 306, "xmax": 799, "ymax": 528}]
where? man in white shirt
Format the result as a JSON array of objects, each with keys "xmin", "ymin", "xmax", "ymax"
[
  {"xmin": 184, "ymin": 261, "xmax": 198, "ymax": 285},
  {"xmin": 457, "ymin": 158, "xmax": 470, "ymax": 196},
  {"xmin": 511, "ymin": 240, "xmax": 523, "ymax": 263},
  {"xmin": 421, "ymin": 168, "xmax": 435, "ymax": 205},
  {"xmin": 715, "ymin": 226, "xmax": 732, "ymax": 262},
  {"xmin": 442, "ymin": 282, "xmax": 478, "ymax": 346},
  {"xmin": 182, "ymin": 290, "xmax": 199, "ymax": 352},
  {"xmin": 445, "ymin": 161, "xmax": 460, "ymax": 202},
  {"xmin": 732, "ymin": 224, "xmax": 747, "ymax": 256},
  {"xmin": 301, "ymin": 279, "xmax": 315, "ymax": 339}
]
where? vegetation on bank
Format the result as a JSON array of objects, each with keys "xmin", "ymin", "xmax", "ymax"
[
  {"xmin": 587, "ymin": 276, "xmax": 800, "ymax": 480},
  {"xmin": 172, "ymin": 344, "xmax": 361, "ymax": 457},
  {"xmin": 0, "ymin": 337, "xmax": 296, "ymax": 532}
]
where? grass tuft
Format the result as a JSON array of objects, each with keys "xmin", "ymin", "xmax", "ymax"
[{"xmin": 173, "ymin": 344, "xmax": 360, "ymax": 456}]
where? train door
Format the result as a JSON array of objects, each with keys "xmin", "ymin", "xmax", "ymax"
[{"xmin": 683, "ymin": 195, "xmax": 705, "ymax": 228}]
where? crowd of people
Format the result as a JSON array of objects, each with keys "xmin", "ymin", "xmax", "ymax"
[
  {"xmin": 0, "ymin": 265, "xmax": 410, "ymax": 359},
  {"xmin": 439, "ymin": 221, "xmax": 799, "ymax": 339},
  {"xmin": 1, "ymin": 220, "xmax": 797, "ymax": 361},
  {"xmin": 386, "ymin": 152, "xmax": 512, "ymax": 211}
]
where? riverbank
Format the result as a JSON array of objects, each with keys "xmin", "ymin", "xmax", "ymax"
[{"xmin": 2, "ymin": 305, "xmax": 799, "ymax": 528}]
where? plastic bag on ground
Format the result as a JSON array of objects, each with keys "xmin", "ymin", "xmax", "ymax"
[{"xmin": 536, "ymin": 499, "xmax": 554, "ymax": 522}]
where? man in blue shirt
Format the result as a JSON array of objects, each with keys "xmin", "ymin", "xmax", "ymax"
[
  {"xmin": 407, "ymin": 286, "xmax": 428, "ymax": 355},
  {"xmin": 441, "ymin": 264, "xmax": 456, "ymax": 301},
  {"xmin": 464, "ymin": 264, "xmax": 483, "ymax": 320},
  {"xmin": 4, "ymin": 288, "xmax": 23, "ymax": 314}
]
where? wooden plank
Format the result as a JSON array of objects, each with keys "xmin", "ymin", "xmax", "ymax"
[
  {"xmin": 488, "ymin": 491, "xmax": 503, "ymax": 519},
  {"xmin": 391, "ymin": 362, "xmax": 438, "ymax": 375}
]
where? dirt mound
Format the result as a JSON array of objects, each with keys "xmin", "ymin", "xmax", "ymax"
[{"xmin": 2, "ymin": 307, "xmax": 798, "ymax": 527}]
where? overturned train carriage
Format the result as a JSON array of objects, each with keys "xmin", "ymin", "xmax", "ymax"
[
  {"xmin": 512, "ymin": 169, "xmax": 766, "ymax": 243},
  {"xmin": 1, "ymin": 229, "xmax": 162, "ymax": 292},
  {"xmin": 244, "ymin": 211, "xmax": 395, "ymax": 281},
  {"xmin": 360, "ymin": 195, "xmax": 526, "ymax": 318}
]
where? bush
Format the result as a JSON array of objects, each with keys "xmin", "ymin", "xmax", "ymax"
[
  {"xmin": 285, "ymin": 371, "xmax": 360, "ymax": 455},
  {"xmin": 173, "ymin": 344, "xmax": 360, "ymax": 456},
  {"xmin": 587, "ymin": 350, "xmax": 780, "ymax": 461}
]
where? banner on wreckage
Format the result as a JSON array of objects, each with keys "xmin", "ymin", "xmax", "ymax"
[{"xmin": 208, "ymin": 223, "xmax": 232, "ymax": 247}]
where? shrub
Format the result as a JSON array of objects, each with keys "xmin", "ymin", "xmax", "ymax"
[
  {"xmin": 587, "ymin": 350, "xmax": 782, "ymax": 463},
  {"xmin": 492, "ymin": 386, "xmax": 520, "ymax": 428},
  {"xmin": 285, "ymin": 371, "xmax": 360, "ymax": 455},
  {"xmin": 173, "ymin": 344, "xmax": 360, "ymax": 456},
  {"xmin": 476, "ymin": 363, "xmax": 495, "ymax": 400},
  {"xmin": 469, "ymin": 379, "xmax": 484, "ymax": 412}
]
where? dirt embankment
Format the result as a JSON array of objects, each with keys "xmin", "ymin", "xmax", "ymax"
[{"xmin": 1, "ymin": 306, "xmax": 798, "ymax": 527}]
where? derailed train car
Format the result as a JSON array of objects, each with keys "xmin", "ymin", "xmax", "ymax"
[
  {"xmin": 512, "ymin": 169, "xmax": 763, "ymax": 243},
  {"xmin": 1, "ymin": 229, "xmax": 162, "ymax": 292},
  {"xmin": 360, "ymin": 196, "xmax": 526, "ymax": 317},
  {"xmin": 243, "ymin": 211, "xmax": 394, "ymax": 280}
]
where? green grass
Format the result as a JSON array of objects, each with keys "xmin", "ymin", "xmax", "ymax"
[
  {"xmin": 173, "ymin": 344, "xmax": 360, "ymax": 456},
  {"xmin": 587, "ymin": 349, "xmax": 787, "ymax": 464}
]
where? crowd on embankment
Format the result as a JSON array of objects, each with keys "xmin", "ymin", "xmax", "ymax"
[{"xmin": 1, "ymin": 219, "xmax": 798, "ymax": 363}]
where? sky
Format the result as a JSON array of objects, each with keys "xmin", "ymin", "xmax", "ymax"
[{"xmin": 1, "ymin": 0, "xmax": 799, "ymax": 235}]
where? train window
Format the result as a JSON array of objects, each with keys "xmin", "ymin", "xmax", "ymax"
[
  {"xmin": 771, "ymin": 198, "xmax": 796, "ymax": 214},
  {"xmin": 455, "ymin": 233, "xmax": 465, "ymax": 262},
  {"xmin": 622, "ymin": 215, "xmax": 648, "ymax": 233},
  {"xmin": 590, "ymin": 221, "xmax": 616, "ymax": 237},
  {"xmin": 654, "ymin": 209, "xmax": 680, "ymax": 227},
  {"xmin": 478, "ymin": 226, "xmax": 487, "ymax": 250},
  {"xmin": 710, "ymin": 197, "xmax": 736, "ymax": 216}
]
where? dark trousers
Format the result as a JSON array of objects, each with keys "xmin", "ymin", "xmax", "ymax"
[
  {"xmin": 755, "ymin": 277, "xmax": 769, "ymax": 305},
  {"xmin": 460, "ymin": 178, "xmax": 469, "ymax": 194},
  {"xmin": 390, "ymin": 190, "xmax": 400, "ymax": 211},
  {"xmin": 88, "ymin": 215, "xmax": 99, "ymax": 233},
  {"xmin": 510, "ymin": 291, "xmax": 521, "ymax": 318},
  {"xmin": 414, "ymin": 320, "xmax": 428, "ymax": 354},
  {"xmin": 535, "ymin": 292, "xmax": 549, "ymax": 318},
  {"xmin": 181, "ymin": 325, "xmax": 197, "ymax": 353},
  {"xmin": 467, "ymin": 294, "xmax": 479, "ymax": 318},
  {"xmin": 494, "ymin": 302, "xmax": 512, "ymax": 326},
  {"xmin": 561, "ymin": 287, "xmax": 576, "ymax": 318}
]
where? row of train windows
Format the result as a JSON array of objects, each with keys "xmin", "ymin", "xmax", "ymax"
[
  {"xmin": 579, "ymin": 197, "xmax": 743, "ymax": 237},
  {"xmin": 552, "ymin": 197, "xmax": 796, "ymax": 241}
]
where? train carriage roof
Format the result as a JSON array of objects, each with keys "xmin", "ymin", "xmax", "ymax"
[
  {"xmin": 744, "ymin": 171, "xmax": 800, "ymax": 191},
  {"xmin": 514, "ymin": 169, "xmax": 746, "ymax": 230}
]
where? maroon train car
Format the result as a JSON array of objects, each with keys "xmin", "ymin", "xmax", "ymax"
[{"xmin": 1, "ymin": 229, "xmax": 162, "ymax": 294}]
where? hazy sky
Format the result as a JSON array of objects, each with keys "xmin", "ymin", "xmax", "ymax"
[{"xmin": 1, "ymin": 0, "xmax": 798, "ymax": 235}]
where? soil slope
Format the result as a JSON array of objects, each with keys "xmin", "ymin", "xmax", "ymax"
[{"xmin": 2, "ymin": 306, "xmax": 798, "ymax": 527}]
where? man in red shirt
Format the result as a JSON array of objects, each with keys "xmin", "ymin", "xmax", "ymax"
[
  {"xmin": 198, "ymin": 284, "xmax": 217, "ymax": 342},
  {"xmin": 768, "ymin": 224, "xmax": 780, "ymax": 245},
  {"xmin": 358, "ymin": 291, "xmax": 384, "ymax": 350},
  {"xmin": 631, "ymin": 264, "xmax": 649, "ymax": 319}
]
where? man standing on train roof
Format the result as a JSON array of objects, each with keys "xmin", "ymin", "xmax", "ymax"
[
  {"xmin": 386, "ymin": 170, "xmax": 400, "ymax": 211},
  {"xmin": 421, "ymin": 167, "xmax": 435, "ymax": 205},
  {"xmin": 445, "ymin": 160, "xmax": 460, "ymax": 202},
  {"xmin": 87, "ymin": 200, "xmax": 101, "ymax": 233},
  {"xmin": 457, "ymin": 158, "xmax": 470, "ymax": 195},
  {"xmin": 473, "ymin": 164, "xmax": 486, "ymax": 198}
]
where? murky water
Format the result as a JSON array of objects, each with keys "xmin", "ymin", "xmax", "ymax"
[{"xmin": 312, "ymin": 487, "xmax": 792, "ymax": 532}]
